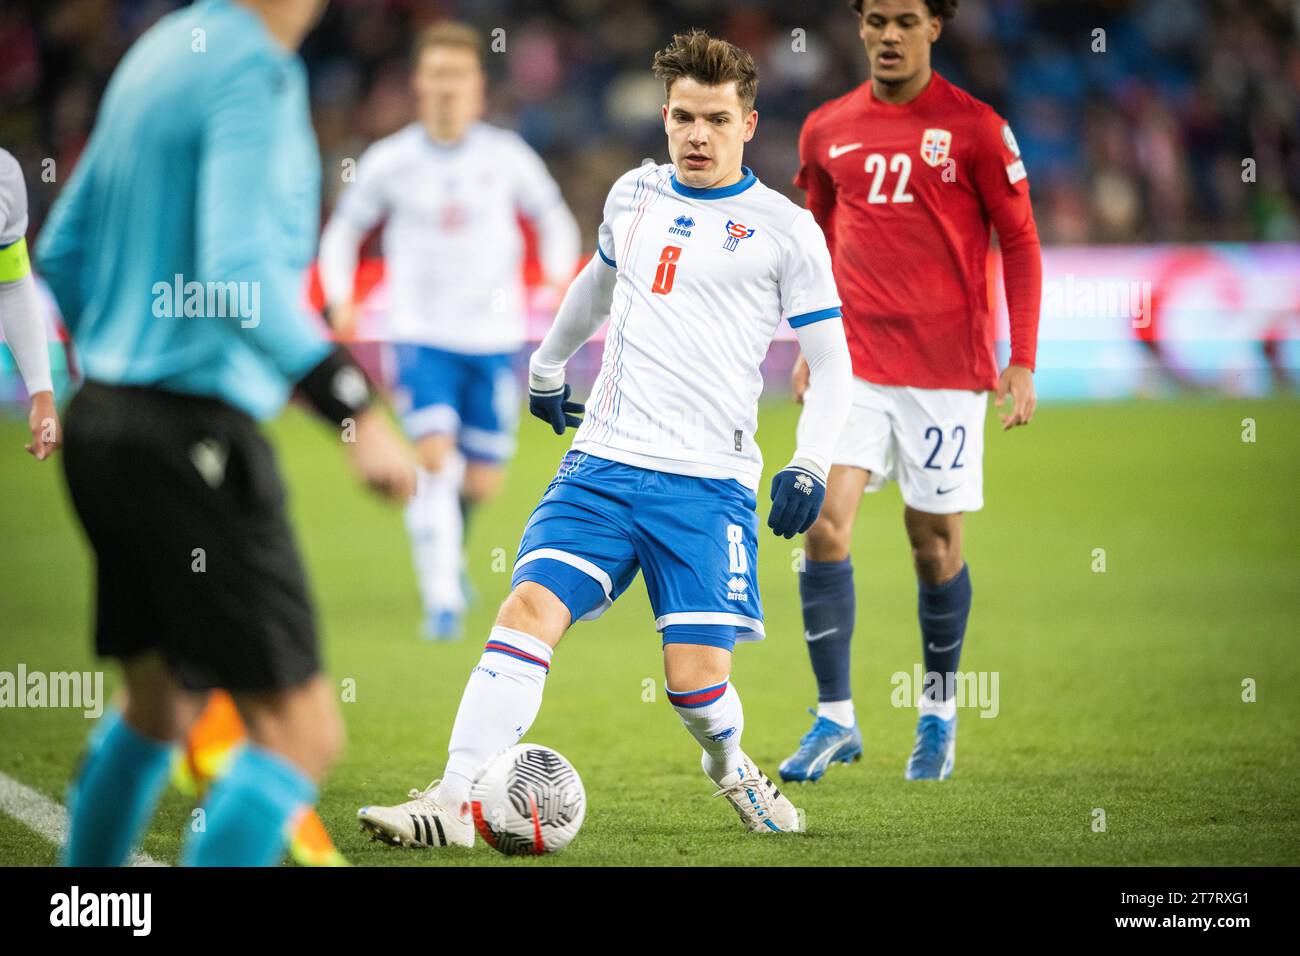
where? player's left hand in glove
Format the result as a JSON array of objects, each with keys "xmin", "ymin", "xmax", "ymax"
[
  {"xmin": 768, "ymin": 459, "xmax": 826, "ymax": 538},
  {"xmin": 529, "ymin": 381, "xmax": 585, "ymax": 435}
]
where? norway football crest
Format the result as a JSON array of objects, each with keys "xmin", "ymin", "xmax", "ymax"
[
  {"xmin": 723, "ymin": 219, "xmax": 755, "ymax": 252},
  {"xmin": 920, "ymin": 128, "xmax": 952, "ymax": 167}
]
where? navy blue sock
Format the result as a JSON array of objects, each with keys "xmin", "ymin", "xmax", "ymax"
[
  {"xmin": 919, "ymin": 563, "xmax": 972, "ymax": 702},
  {"xmin": 62, "ymin": 709, "xmax": 173, "ymax": 866},
  {"xmin": 799, "ymin": 557, "xmax": 856, "ymax": 703}
]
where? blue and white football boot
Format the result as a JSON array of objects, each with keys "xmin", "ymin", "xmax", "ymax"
[
  {"xmin": 710, "ymin": 753, "xmax": 803, "ymax": 832},
  {"xmin": 778, "ymin": 708, "xmax": 863, "ymax": 783},
  {"xmin": 422, "ymin": 608, "xmax": 463, "ymax": 642},
  {"xmin": 904, "ymin": 713, "xmax": 957, "ymax": 780}
]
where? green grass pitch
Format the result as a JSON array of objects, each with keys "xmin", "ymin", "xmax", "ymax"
[{"xmin": 1, "ymin": 396, "xmax": 1297, "ymax": 866}]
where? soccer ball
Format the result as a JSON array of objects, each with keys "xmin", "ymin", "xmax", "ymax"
[{"xmin": 469, "ymin": 743, "xmax": 586, "ymax": 855}]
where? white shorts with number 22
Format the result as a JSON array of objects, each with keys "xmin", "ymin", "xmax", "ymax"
[{"xmin": 797, "ymin": 377, "xmax": 988, "ymax": 515}]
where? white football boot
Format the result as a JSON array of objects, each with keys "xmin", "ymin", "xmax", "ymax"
[
  {"xmin": 357, "ymin": 779, "xmax": 475, "ymax": 849},
  {"xmin": 709, "ymin": 753, "xmax": 804, "ymax": 833}
]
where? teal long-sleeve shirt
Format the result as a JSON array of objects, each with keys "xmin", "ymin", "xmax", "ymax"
[{"xmin": 35, "ymin": 0, "xmax": 330, "ymax": 420}]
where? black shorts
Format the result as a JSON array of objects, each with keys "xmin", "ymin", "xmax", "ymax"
[{"xmin": 61, "ymin": 381, "xmax": 320, "ymax": 692}]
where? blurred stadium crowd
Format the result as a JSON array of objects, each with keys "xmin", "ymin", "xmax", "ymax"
[{"xmin": 2, "ymin": 0, "xmax": 1298, "ymax": 256}]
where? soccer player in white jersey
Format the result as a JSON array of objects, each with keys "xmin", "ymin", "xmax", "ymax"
[
  {"xmin": 319, "ymin": 22, "xmax": 581, "ymax": 639},
  {"xmin": 0, "ymin": 147, "xmax": 60, "ymax": 460},
  {"xmin": 357, "ymin": 30, "xmax": 854, "ymax": 848}
]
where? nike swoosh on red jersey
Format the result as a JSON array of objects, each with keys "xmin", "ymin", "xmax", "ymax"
[{"xmin": 828, "ymin": 142, "xmax": 863, "ymax": 159}]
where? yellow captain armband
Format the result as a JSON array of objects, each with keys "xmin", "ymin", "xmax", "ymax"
[{"xmin": 0, "ymin": 236, "xmax": 31, "ymax": 282}]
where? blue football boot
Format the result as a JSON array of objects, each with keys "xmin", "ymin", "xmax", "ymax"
[
  {"xmin": 904, "ymin": 713, "xmax": 957, "ymax": 780},
  {"xmin": 778, "ymin": 709, "xmax": 863, "ymax": 783},
  {"xmin": 421, "ymin": 608, "xmax": 463, "ymax": 642}
]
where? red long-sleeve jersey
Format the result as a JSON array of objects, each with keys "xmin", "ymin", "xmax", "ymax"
[{"xmin": 795, "ymin": 72, "xmax": 1042, "ymax": 391}]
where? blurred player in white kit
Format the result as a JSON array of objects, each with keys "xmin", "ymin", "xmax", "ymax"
[
  {"xmin": 320, "ymin": 22, "xmax": 580, "ymax": 639},
  {"xmin": 0, "ymin": 147, "xmax": 60, "ymax": 460}
]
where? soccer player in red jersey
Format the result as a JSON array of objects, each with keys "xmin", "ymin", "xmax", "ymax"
[{"xmin": 779, "ymin": 0, "xmax": 1042, "ymax": 783}]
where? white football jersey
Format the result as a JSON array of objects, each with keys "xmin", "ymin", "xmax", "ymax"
[
  {"xmin": 0, "ymin": 147, "xmax": 29, "ymax": 245},
  {"xmin": 573, "ymin": 163, "xmax": 841, "ymax": 490},
  {"xmin": 333, "ymin": 121, "xmax": 578, "ymax": 353}
]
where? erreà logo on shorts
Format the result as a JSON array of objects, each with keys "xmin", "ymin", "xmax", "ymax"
[
  {"xmin": 50, "ymin": 886, "xmax": 151, "ymax": 936},
  {"xmin": 726, "ymin": 576, "xmax": 748, "ymax": 602}
]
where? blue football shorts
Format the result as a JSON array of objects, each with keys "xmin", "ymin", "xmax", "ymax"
[
  {"xmin": 511, "ymin": 451, "xmax": 764, "ymax": 652},
  {"xmin": 390, "ymin": 343, "xmax": 520, "ymax": 463}
]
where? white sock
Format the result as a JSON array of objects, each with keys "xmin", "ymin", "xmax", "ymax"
[
  {"xmin": 667, "ymin": 680, "xmax": 745, "ymax": 785},
  {"xmin": 817, "ymin": 699, "xmax": 855, "ymax": 727},
  {"xmin": 918, "ymin": 694, "xmax": 957, "ymax": 721},
  {"xmin": 441, "ymin": 626, "xmax": 553, "ymax": 813},
  {"xmin": 404, "ymin": 455, "xmax": 466, "ymax": 613}
]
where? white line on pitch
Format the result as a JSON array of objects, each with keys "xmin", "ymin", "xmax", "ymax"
[{"xmin": 0, "ymin": 770, "xmax": 166, "ymax": 866}]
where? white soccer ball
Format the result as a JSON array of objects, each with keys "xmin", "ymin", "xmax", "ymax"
[{"xmin": 470, "ymin": 743, "xmax": 586, "ymax": 855}]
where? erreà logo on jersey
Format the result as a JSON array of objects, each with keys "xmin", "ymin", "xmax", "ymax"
[
  {"xmin": 726, "ymin": 576, "xmax": 749, "ymax": 601},
  {"xmin": 723, "ymin": 220, "xmax": 755, "ymax": 252},
  {"xmin": 668, "ymin": 215, "xmax": 694, "ymax": 238}
]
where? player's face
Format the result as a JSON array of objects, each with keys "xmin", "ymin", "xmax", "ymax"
[
  {"xmin": 662, "ymin": 78, "xmax": 757, "ymax": 189},
  {"xmin": 858, "ymin": 0, "xmax": 941, "ymax": 88},
  {"xmin": 413, "ymin": 45, "xmax": 485, "ymax": 141}
]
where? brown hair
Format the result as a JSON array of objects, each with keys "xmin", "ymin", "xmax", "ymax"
[
  {"xmin": 651, "ymin": 29, "xmax": 758, "ymax": 112},
  {"xmin": 411, "ymin": 21, "xmax": 484, "ymax": 66}
]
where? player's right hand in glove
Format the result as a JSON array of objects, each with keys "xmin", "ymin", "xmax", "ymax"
[
  {"xmin": 529, "ymin": 381, "xmax": 585, "ymax": 435},
  {"xmin": 768, "ymin": 459, "xmax": 826, "ymax": 538}
]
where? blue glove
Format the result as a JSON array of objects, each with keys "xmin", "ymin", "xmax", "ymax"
[
  {"xmin": 768, "ymin": 462, "xmax": 826, "ymax": 538},
  {"xmin": 529, "ymin": 382, "xmax": 584, "ymax": 435}
]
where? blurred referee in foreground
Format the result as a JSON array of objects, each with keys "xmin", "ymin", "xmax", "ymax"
[{"xmin": 35, "ymin": 0, "xmax": 415, "ymax": 866}]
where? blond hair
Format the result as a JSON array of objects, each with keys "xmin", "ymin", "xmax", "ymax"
[{"xmin": 411, "ymin": 21, "xmax": 484, "ymax": 66}]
